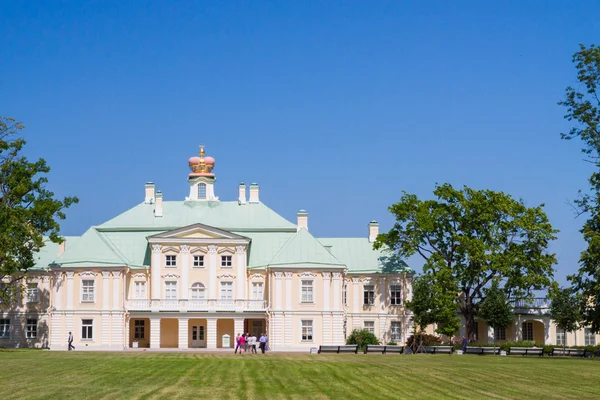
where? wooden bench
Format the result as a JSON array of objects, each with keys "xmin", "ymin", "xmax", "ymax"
[
  {"xmin": 422, "ymin": 345, "xmax": 453, "ymax": 354},
  {"xmin": 549, "ymin": 348, "xmax": 586, "ymax": 357},
  {"xmin": 464, "ymin": 347, "xmax": 500, "ymax": 355},
  {"xmin": 364, "ymin": 345, "xmax": 404, "ymax": 354},
  {"xmin": 318, "ymin": 345, "xmax": 359, "ymax": 354},
  {"xmin": 508, "ymin": 347, "xmax": 544, "ymax": 356}
]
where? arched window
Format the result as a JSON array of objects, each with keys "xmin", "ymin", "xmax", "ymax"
[
  {"xmin": 190, "ymin": 283, "xmax": 205, "ymax": 300},
  {"xmin": 198, "ymin": 183, "xmax": 207, "ymax": 199}
]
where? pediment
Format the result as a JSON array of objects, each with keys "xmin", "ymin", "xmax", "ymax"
[{"xmin": 147, "ymin": 223, "xmax": 250, "ymax": 244}]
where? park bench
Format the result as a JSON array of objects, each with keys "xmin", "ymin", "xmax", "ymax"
[
  {"xmin": 464, "ymin": 347, "xmax": 500, "ymax": 355},
  {"xmin": 549, "ymin": 348, "xmax": 586, "ymax": 357},
  {"xmin": 422, "ymin": 345, "xmax": 453, "ymax": 354},
  {"xmin": 508, "ymin": 347, "xmax": 544, "ymax": 356},
  {"xmin": 318, "ymin": 345, "xmax": 359, "ymax": 354},
  {"xmin": 364, "ymin": 345, "xmax": 404, "ymax": 354}
]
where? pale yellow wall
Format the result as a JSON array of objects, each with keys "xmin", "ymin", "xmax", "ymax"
[
  {"xmin": 160, "ymin": 319, "xmax": 178, "ymax": 348},
  {"xmin": 217, "ymin": 319, "xmax": 234, "ymax": 348},
  {"xmin": 2, "ymin": 274, "xmax": 51, "ymax": 313}
]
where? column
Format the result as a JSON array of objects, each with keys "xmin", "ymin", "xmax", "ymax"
[
  {"xmin": 236, "ymin": 246, "xmax": 246, "ymax": 299},
  {"xmin": 54, "ymin": 272, "xmax": 63, "ymax": 310},
  {"xmin": 206, "ymin": 317, "xmax": 217, "ymax": 349},
  {"xmin": 150, "ymin": 317, "xmax": 161, "ymax": 349},
  {"xmin": 208, "ymin": 245, "xmax": 217, "ymax": 299},
  {"xmin": 178, "ymin": 317, "xmax": 189, "ymax": 349},
  {"xmin": 323, "ymin": 272, "xmax": 331, "ymax": 311},
  {"xmin": 352, "ymin": 277, "xmax": 360, "ymax": 313},
  {"xmin": 102, "ymin": 271, "xmax": 110, "ymax": 310},
  {"xmin": 332, "ymin": 272, "xmax": 341, "ymax": 311},
  {"xmin": 275, "ymin": 272, "xmax": 283, "ymax": 310},
  {"xmin": 124, "ymin": 316, "xmax": 130, "ymax": 348},
  {"xmin": 112, "ymin": 271, "xmax": 121, "ymax": 310},
  {"xmin": 379, "ymin": 277, "xmax": 386, "ymax": 313},
  {"xmin": 151, "ymin": 245, "xmax": 161, "ymax": 299},
  {"xmin": 180, "ymin": 245, "xmax": 189, "ymax": 300},
  {"xmin": 234, "ymin": 318, "xmax": 244, "ymax": 337},
  {"xmin": 66, "ymin": 271, "xmax": 74, "ymax": 310},
  {"xmin": 379, "ymin": 317, "xmax": 387, "ymax": 343},
  {"xmin": 285, "ymin": 272, "xmax": 293, "ymax": 310}
]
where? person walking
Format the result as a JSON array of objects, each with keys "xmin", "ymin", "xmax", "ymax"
[
  {"xmin": 234, "ymin": 333, "xmax": 242, "ymax": 354},
  {"xmin": 238, "ymin": 333, "xmax": 246, "ymax": 354},
  {"xmin": 249, "ymin": 334, "xmax": 257, "ymax": 354},
  {"xmin": 68, "ymin": 332, "xmax": 75, "ymax": 351},
  {"xmin": 259, "ymin": 333, "xmax": 267, "ymax": 354}
]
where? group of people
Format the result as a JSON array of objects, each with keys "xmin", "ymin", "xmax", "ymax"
[{"xmin": 235, "ymin": 333, "xmax": 269, "ymax": 354}]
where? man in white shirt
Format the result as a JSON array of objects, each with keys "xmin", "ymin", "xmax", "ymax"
[{"xmin": 250, "ymin": 334, "xmax": 257, "ymax": 354}]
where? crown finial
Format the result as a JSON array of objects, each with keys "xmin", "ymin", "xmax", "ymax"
[
  {"xmin": 188, "ymin": 144, "xmax": 215, "ymax": 178},
  {"xmin": 199, "ymin": 144, "xmax": 205, "ymax": 158}
]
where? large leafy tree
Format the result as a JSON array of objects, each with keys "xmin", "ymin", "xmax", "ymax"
[
  {"xmin": 479, "ymin": 281, "xmax": 514, "ymax": 351},
  {"xmin": 374, "ymin": 184, "xmax": 557, "ymax": 340},
  {"xmin": 548, "ymin": 286, "xmax": 581, "ymax": 351},
  {"xmin": 0, "ymin": 116, "xmax": 78, "ymax": 304},
  {"xmin": 559, "ymin": 44, "xmax": 600, "ymax": 332}
]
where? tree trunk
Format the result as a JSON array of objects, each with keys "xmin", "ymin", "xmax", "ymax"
[{"xmin": 464, "ymin": 310, "xmax": 477, "ymax": 342}]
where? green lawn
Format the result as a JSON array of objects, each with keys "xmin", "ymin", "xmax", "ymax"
[{"xmin": 1, "ymin": 350, "xmax": 599, "ymax": 399}]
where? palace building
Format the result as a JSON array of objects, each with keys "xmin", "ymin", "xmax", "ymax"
[{"xmin": 0, "ymin": 146, "xmax": 415, "ymax": 350}]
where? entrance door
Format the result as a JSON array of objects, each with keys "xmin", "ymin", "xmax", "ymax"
[
  {"xmin": 251, "ymin": 320, "xmax": 263, "ymax": 339},
  {"xmin": 191, "ymin": 325, "xmax": 206, "ymax": 348}
]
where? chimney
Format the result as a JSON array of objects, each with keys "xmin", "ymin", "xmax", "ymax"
[
  {"xmin": 368, "ymin": 220, "xmax": 379, "ymax": 243},
  {"xmin": 155, "ymin": 190, "xmax": 163, "ymax": 217},
  {"xmin": 238, "ymin": 182, "xmax": 247, "ymax": 205},
  {"xmin": 297, "ymin": 210, "xmax": 308, "ymax": 231},
  {"xmin": 145, "ymin": 182, "xmax": 156, "ymax": 204},
  {"xmin": 249, "ymin": 183, "xmax": 260, "ymax": 203},
  {"xmin": 58, "ymin": 240, "xmax": 66, "ymax": 255}
]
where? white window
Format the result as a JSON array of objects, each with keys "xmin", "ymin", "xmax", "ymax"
[
  {"xmin": 391, "ymin": 321, "xmax": 402, "ymax": 341},
  {"xmin": 301, "ymin": 320, "xmax": 313, "ymax": 341},
  {"xmin": 198, "ymin": 183, "xmax": 207, "ymax": 199},
  {"xmin": 251, "ymin": 282, "xmax": 264, "ymax": 300},
  {"xmin": 193, "ymin": 255, "xmax": 204, "ymax": 267},
  {"xmin": 81, "ymin": 280, "xmax": 95, "ymax": 302},
  {"xmin": 0, "ymin": 319, "xmax": 10, "ymax": 339},
  {"xmin": 190, "ymin": 283, "xmax": 205, "ymax": 300},
  {"xmin": 585, "ymin": 328, "xmax": 596, "ymax": 346},
  {"xmin": 221, "ymin": 255, "xmax": 232, "ymax": 268},
  {"xmin": 494, "ymin": 326, "xmax": 506, "ymax": 341},
  {"xmin": 301, "ymin": 280, "xmax": 314, "ymax": 303},
  {"xmin": 165, "ymin": 281, "xmax": 177, "ymax": 300},
  {"xmin": 522, "ymin": 322, "xmax": 533, "ymax": 341},
  {"xmin": 26, "ymin": 319, "xmax": 37, "ymax": 339},
  {"xmin": 134, "ymin": 320, "xmax": 145, "ymax": 339},
  {"xmin": 134, "ymin": 281, "xmax": 146, "ymax": 299},
  {"xmin": 165, "ymin": 255, "xmax": 177, "ymax": 267},
  {"xmin": 342, "ymin": 283, "xmax": 347, "ymax": 306},
  {"xmin": 27, "ymin": 283, "xmax": 39, "ymax": 303},
  {"xmin": 390, "ymin": 285, "xmax": 402, "ymax": 305},
  {"xmin": 556, "ymin": 327, "xmax": 566, "ymax": 346},
  {"xmin": 81, "ymin": 319, "xmax": 93, "ymax": 340},
  {"xmin": 364, "ymin": 321, "xmax": 375, "ymax": 334},
  {"xmin": 363, "ymin": 285, "xmax": 375, "ymax": 305},
  {"xmin": 220, "ymin": 282, "xmax": 233, "ymax": 300}
]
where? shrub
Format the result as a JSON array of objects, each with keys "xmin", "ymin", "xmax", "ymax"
[
  {"xmin": 387, "ymin": 341, "xmax": 398, "ymax": 346},
  {"xmin": 406, "ymin": 334, "xmax": 442, "ymax": 352},
  {"xmin": 346, "ymin": 329, "xmax": 380, "ymax": 350}
]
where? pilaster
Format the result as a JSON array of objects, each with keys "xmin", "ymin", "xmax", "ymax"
[
  {"xmin": 323, "ymin": 314, "xmax": 332, "ymax": 345},
  {"xmin": 112, "ymin": 271, "xmax": 121, "ymax": 310},
  {"xmin": 352, "ymin": 277, "xmax": 360, "ymax": 313},
  {"xmin": 275, "ymin": 272, "xmax": 284, "ymax": 311},
  {"xmin": 66, "ymin": 271, "xmax": 74, "ymax": 310},
  {"xmin": 151, "ymin": 245, "xmax": 161, "ymax": 299},
  {"xmin": 323, "ymin": 272, "xmax": 331, "ymax": 311},
  {"xmin": 112, "ymin": 313, "xmax": 124, "ymax": 349},
  {"xmin": 234, "ymin": 317, "xmax": 245, "ymax": 338},
  {"xmin": 101, "ymin": 314, "xmax": 110, "ymax": 348},
  {"xmin": 284, "ymin": 272, "xmax": 293, "ymax": 310},
  {"xmin": 208, "ymin": 246, "xmax": 217, "ymax": 299},
  {"xmin": 180, "ymin": 245, "xmax": 190, "ymax": 300},
  {"xmin": 178, "ymin": 317, "xmax": 189, "ymax": 349},
  {"xmin": 379, "ymin": 277, "xmax": 386, "ymax": 312},
  {"xmin": 150, "ymin": 317, "xmax": 161, "ymax": 349},
  {"xmin": 379, "ymin": 317, "xmax": 387, "ymax": 343},
  {"xmin": 236, "ymin": 246, "xmax": 246, "ymax": 299},
  {"xmin": 207, "ymin": 317, "xmax": 217, "ymax": 349},
  {"xmin": 102, "ymin": 271, "xmax": 110, "ymax": 310},
  {"xmin": 54, "ymin": 272, "xmax": 63, "ymax": 310},
  {"xmin": 332, "ymin": 272, "xmax": 342, "ymax": 311}
]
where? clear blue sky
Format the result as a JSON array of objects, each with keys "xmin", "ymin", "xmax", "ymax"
[{"xmin": 1, "ymin": 1, "xmax": 599, "ymax": 284}]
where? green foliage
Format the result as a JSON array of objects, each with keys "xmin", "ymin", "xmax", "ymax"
[
  {"xmin": 479, "ymin": 281, "xmax": 514, "ymax": 342},
  {"xmin": 548, "ymin": 286, "xmax": 582, "ymax": 343},
  {"xmin": 0, "ymin": 116, "xmax": 78, "ymax": 304},
  {"xmin": 346, "ymin": 329, "xmax": 380, "ymax": 350},
  {"xmin": 387, "ymin": 341, "xmax": 398, "ymax": 345},
  {"xmin": 375, "ymin": 184, "xmax": 557, "ymax": 339},
  {"xmin": 406, "ymin": 333, "xmax": 442, "ymax": 351},
  {"xmin": 407, "ymin": 272, "xmax": 460, "ymax": 337},
  {"xmin": 559, "ymin": 44, "xmax": 600, "ymax": 333}
]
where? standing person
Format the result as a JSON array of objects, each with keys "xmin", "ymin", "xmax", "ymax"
[
  {"xmin": 250, "ymin": 333, "xmax": 257, "ymax": 354},
  {"xmin": 68, "ymin": 331, "xmax": 75, "ymax": 351},
  {"xmin": 264, "ymin": 334, "xmax": 269, "ymax": 351},
  {"xmin": 234, "ymin": 333, "xmax": 241, "ymax": 354},
  {"xmin": 461, "ymin": 336, "xmax": 468, "ymax": 353},
  {"xmin": 244, "ymin": 333, "xmax": 250, "ymax": 353},
  {"xmin": 259, "ymin": 333, "xmax": 267, "ymax": 354},
  {"xmin": 238, "ymin": 333, "xmax": 246, "ymax": 354}
]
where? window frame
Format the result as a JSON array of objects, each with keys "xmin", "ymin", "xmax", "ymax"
[
  {"xmin": 0, "ymin": 318, "xmax": 10, "ymax": 339},
  {"xmin": 81, "ymin": 279, "xmax": 95, "ymax": 303},
  {"xmin": 165, "ymin": 255, "xmax": 177, "ymax": 267},
  {"xmin": 342, "ymin": 283, "xmax": 347, "ymax": 306},
  {"xmin": 390, "ymin": 285, "xmax": 402, "ymax": 306},
  {"xmin": 220, "ymin": 281, "xmax": 233, "ymax": 300},
  {"xmin": 251, "ymin": 282, "xmax": 264, "ymax": 300},
  {"xmin": 390, "ymin": 321, "xmax": 402, "ymax": 342},
  {"xmin": 193, "ymin": 255, "xmax": 205, "ymax": 268},
  {"xmin": 522, "ymin": 321, "xmax": 533, "ymax": 341},
  {"xmin": 363, "ymin": 320, "xmax": 375, "ymax": 334},
  {"xmin": 301, "ymin": 280, "xmax": 314, "ymax": 304},
  {"xmin": 26, "ymin": 318, "xmax": 37, "ymax": 339},
  {"xmin": 556, "ymin": 327, "xmax": 566, "ymax": 346},
  {"xmin": 584, "ymin": 328, "xmax": 596, "ymax": 346},
  {"xmin": 190, "ymin": 283, "xmax": 206, "ymax": 300},
  {"xmin": 494, "ymin": 326, "xmax": 506, "ymax": 341},
  {"xmin": 301, "ymin": 319, "xmax": 313, "ymax": 341},
  {"xmin": 134, "ymin": 281, "xmax": 147, "ymax": 299},
  {"xmin": 27, "ymin": 283, "xmax": 40, "ymax": 303},
  {"xmin": 165, "ymin": 281, "xmax": 178, "ymax": 300},
  {"xmin": 220, "ymin": 255, "xmax": 232, "ymax": 268},
  {"xmin": 134, "ymin": 319, "xmax": 145, "ymax": 340},
  {"xmin": 363, "ymin": 285, "xmax": 375, "ymax": 306},
  {"xmin": 81, "ymin": 319, "xmax": 93, "ymax": 340},
  {"xmin": 198, "ymin": 183, "xmax": 207, "ymax": 199}
]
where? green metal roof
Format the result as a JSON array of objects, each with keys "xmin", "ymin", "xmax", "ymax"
[
  {"xmin": 53, "ymin": 228, "xmax": 128, "ymax": 268},
  {"xmin": 268, "ymin": 229, "xmax": 345, "ymax": 267},
  {"xmin": 97, "ymin": 201, "xmax": 297, "ymax": 231},
  {"xmin": 99, "ymin": 231, "xmax": 152, "ymax": 268},
  {"xmin": 32, "ymin": 236, "xmax": 79, "ymax": 270},
  {"xmin": 317, "ymin": 238, "xmax": 413, "ymax": 274},
  {"xmin": 234, "ymin": 231, "xmax": 295, "ymax": 268}
]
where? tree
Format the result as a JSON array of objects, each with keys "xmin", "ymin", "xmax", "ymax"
[
  {"xmin": 374, "ymin": 184, "xmax": 557, "ymax": 340},
  {"xmin": 0, "ymin": 116, "xmax": 78, "ymax": 304},
  {"xmin": 559, "ymin": 44, "xmax": 600, "ymax": 333},
  {"xmin": 548, "ymin": 286, "xmax": 581, "ymax": 351},
  {"xmin": 407, "ymin": 271, "xmax": 461, "ymax": 339},
  {"xmin": 478, "ymin": 281, "xmax": 514, "ymax": 352},
  {"xmin": 346, "ymin": 329, "xmax": 380, "ymax": 351}
]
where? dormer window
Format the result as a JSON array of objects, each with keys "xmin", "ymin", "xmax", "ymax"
[{"xmin": 198, "ymin": 183, "xmax": 207, "ymax": 199}]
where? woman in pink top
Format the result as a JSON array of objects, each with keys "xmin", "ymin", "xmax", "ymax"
[{"xmin": 238, "ymin": 333, "xmax": 246, "ymax": 354}]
